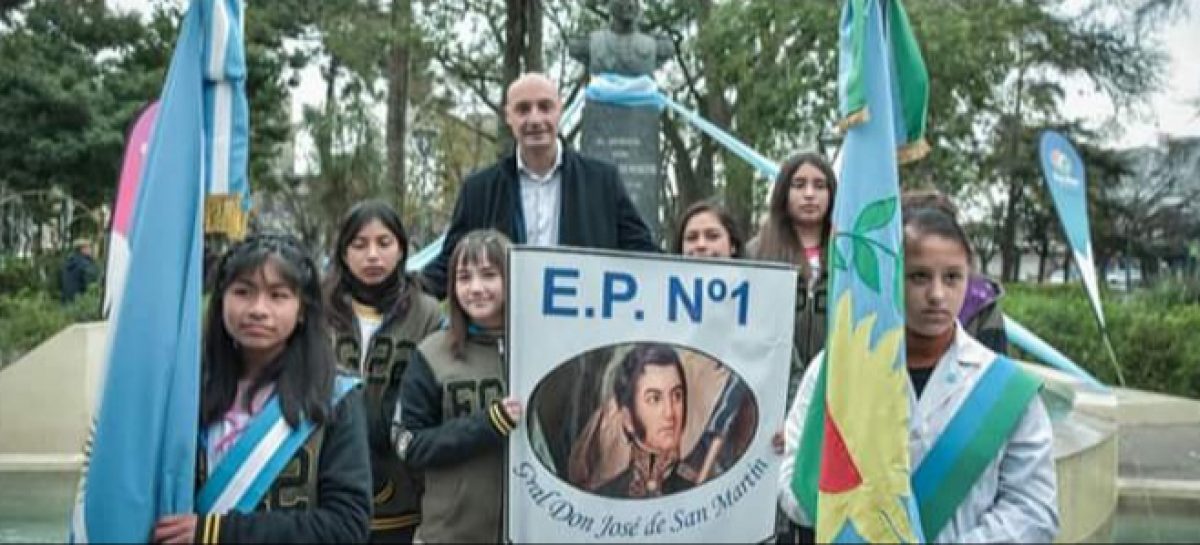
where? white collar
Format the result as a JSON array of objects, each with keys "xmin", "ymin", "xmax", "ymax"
[
  {"xmin": 926, "ymin": 323, "xmax": 992, "ymax": 375},
  {"xmin": 911, "ymin": 322, "xmax": 995, "ymax": 419},
  {"xmin": 951, "ymin": 322, "xmax": 993, "ymax": 368},
  {"xmin": 516, "ymin": 144, "xmax": 563, "ymax": 183}
]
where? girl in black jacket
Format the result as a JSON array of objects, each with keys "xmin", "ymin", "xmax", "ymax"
[
  {"xmin": 152, "ymin": 234, "xmax": 371, "ymax": 544},
  {"xmin": 323, "ymin": 201, "xmax": 442, "ymax": 543}
]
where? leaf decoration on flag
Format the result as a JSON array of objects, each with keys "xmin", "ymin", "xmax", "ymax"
[
  {"xmin": 832, "ymin": 243, "xmax": 849, "ymax": 271},
  {"xmin": 852, "ymin": 196, "xmax": 896, "ymax": 235},
  {"xmin": 835, "ymin": 197, "xmax": 900, "ymax": 297},
  {"xmin": 852, "ymin": 237, "xmax": 880, "ymax": 293}
]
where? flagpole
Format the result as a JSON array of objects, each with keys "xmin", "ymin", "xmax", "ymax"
[{"xmin": 1099, "ymin": 325, "xmax": 1126, "ymax": 387}]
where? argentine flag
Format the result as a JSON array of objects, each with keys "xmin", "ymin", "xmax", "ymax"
[{"xmin": 69, "ymin": 1, "xmax": 248, "ymax": 541}]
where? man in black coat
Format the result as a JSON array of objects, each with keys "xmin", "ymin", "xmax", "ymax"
[{"xmin": 421, "ymin": 72, "xmax": 657, "ymax": 300}]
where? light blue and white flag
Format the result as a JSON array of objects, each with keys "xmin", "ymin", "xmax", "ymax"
[
  {"xmin": 69, "ymin": 1, "xmax": 248, "ymax": 541},
  {"xmin": 201, "ymin": 0, "xmax": 250, "ymax": 239}
]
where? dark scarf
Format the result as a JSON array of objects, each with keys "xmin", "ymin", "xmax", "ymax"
[{"xmin": 343, "ymin": 269, "xmax": 403, "ymax": 314}]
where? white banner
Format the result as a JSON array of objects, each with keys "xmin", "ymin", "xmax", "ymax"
[{"xmin": 507, "ymin": 247, "xmax": 797, "ymax": 543}]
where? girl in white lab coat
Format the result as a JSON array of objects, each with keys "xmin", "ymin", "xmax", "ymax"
[{"xmin": 778, "ymin": 199, "xmax": 1059, "ymax": 543}]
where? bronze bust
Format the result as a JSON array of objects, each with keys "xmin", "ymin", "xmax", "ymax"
[{"xmin": 570, "ymin": 0, "xmax": 673, "ymax": 77}]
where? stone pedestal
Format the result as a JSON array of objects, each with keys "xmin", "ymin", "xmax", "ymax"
[{"xmin": 580, "ymin": 101, "xmax": 663, "ymax": 243}]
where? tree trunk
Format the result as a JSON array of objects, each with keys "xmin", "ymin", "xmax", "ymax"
[
  {"xmin": 1001, "ymin": 178, "xmax": 1022, "ymax": 282},
  {"xmin": 696, "ymin": 0, "xmax": 746, "ymax": 235},
  {"xmin": 1000, "ymin": 45, "xmax": 1026, "ymax": 283},
  {"xmin": 318, "ymin": 57, "xmax": 338, "ymax": 173},
  {"xmin": 386, "ymin": 0, "xmax": 413, "ymax": 214},
  {"xmin": 316, "ymin": 57, "xmax": 340, "ymax": 244},
  {"xmin": 696, "ymin": 139, "xmax": 717, "ymax": 202},
  {"xmin": 523, "ymin": 0, "xmax": 543, "ymax": 73},
  {"xmin": 663, "ymin": 115, "xmax": 705, "ymax": 209},
  {"xmin": 1036, "ymin": 228, "xmax": 1050, "ymax": 282},
  {"xmin": 499, "ymin": 0, "xmax": 525, "ymax": 156}
]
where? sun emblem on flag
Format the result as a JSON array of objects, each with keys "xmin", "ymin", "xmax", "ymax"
[{"xmin": 817, "ymin": 292, "xmax": 917, "ymax": 543}]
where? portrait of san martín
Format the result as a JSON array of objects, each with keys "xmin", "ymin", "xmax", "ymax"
[{"xmin": 526, "ymin": 342, "xmax": 758, "ymax": 499}]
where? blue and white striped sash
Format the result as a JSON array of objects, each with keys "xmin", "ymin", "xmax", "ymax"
[{"xmin": 196, "ymin": 375, "xmax": 358, "ymax": 514}]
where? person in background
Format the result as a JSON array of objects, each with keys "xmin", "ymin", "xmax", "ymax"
[
  {"xmin": 900, "ymin": 190, "xmax": 1008, "ymax": 354},
  {"xmin": 420, "ymin": 72, "xmax": 656, "ymax": 300},
  {"xmin": 323, "ymin": 200, "xmax": 442, "ymax": 543},
  {"xmin": 435, "ymin": 72, "xmax": 658, "ymax": 477},
  {"xmin": 749, "ymin": 152, "xmax": 838, "ymax": 405},
  {"xmin": 61, "ymin": 239, "xmax": 99, "ymax": 303},
  {"xmin": 673, "ymin": 200, "xmax": 745, "ymax": 259}
]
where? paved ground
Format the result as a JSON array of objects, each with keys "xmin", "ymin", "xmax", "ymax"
[
  {"xmin": 1105, "ymin": 387, "xmax": 1200, "ymax": 540},
  {"xmin": 1106, "ymin": 387, "xmax": 1200, "ymax": 485},
  {"xmin": 1118, "ymin": 423, "xmax": 1200, "ymax": 482},
  {"xmin": 1074, "ymin": 387, "xmax": 1200, "ymax": 541}
]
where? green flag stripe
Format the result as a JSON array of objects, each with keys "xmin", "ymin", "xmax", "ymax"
[
  {"xmin": 887, "ymin": 0, "xmax": 929, "ymax": 145},
  {"xmin": 916, "ymin": 359, "xmax": 1042, "ymax": 538},
  {"xmin": 792, "ymin": 354, "xmax": 828, "ymax": 522}
]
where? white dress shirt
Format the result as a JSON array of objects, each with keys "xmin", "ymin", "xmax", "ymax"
[
  {"xmin": 517, "ymin": 145, "xmax": 563, "ymax": 246},
  {"xmin": 778, "ymin": 323, "xmax": 1060, "ymax": 543}
]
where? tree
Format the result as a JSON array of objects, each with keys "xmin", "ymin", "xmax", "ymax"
[
  {"xmin": 636, "ymin": 1, "xmax": 840, "ymax": 236},
  {"xmin": 0, "ymin": 0, "xmax": 150, "ymax": 252},
  {"xmin": 0, "ymin": 1, "xmax": 302, "ymax": 256},
  {"xmin": 960, "ymin": 1, "xmax": 1165, "ymax": 282},
  {"xmin": 418, "ymin": 0, "xmax": 560, "ymax": 156},
  {"xmin": 1097, "ymin": 137, "xmax": 1200, "ymax": 280},
  {"xmin": 387, "ymin": 0, "xmax": 415, "ymax": 214}
]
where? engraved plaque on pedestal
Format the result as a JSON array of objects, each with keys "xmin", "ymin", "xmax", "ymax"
[{"xmin": 580, "ymin": 101, "xmax": 662, "ymax": 243}]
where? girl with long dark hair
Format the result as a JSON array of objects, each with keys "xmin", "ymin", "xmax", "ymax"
[
  {"xmin": 749, "ymin": 152, "xmax": 838, "ymax": 402},
  {"xmin": 153, "ymin": 233, "xmax": 371, "ymax": 543},
  {"xmin": 392, "ymin": 229, "xmax": 522, "ymax": 543},
  {"xmin": 322, "ymin": 200, "xmax": 442, "ymax": 543}
]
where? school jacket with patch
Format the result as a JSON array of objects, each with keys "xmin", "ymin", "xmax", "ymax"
[
  {"xmin": 745, "ymin": 236, "xmax": 829, "ymax": 403},
  {"xmin": 329, "ymin": 288, "xmax": 442, "ymax": 536},
  {"xmin": 393, "ymin": 329, "xmax": 515, "ymax": 543},
  {"xmin": 194, "ymin": 387, "xmax": 373, "ymax": 543}
]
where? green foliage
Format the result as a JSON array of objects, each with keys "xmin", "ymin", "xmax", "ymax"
[
  {"xmin": 0, "ymin": 252, "xmax": 66, "ymax": 296},
  {"xmin": 0, "ymin": 283, "xmax": 101, "ymax": 367},
  {"xmin": 0, "ymin": 1, "xmax": 148, "ymax": 216},
  {"xmin": 666, "ymin": 1, "xmax": 840, "ymax": 232},
  {"xmin": 0, "ymin": 0, "xmax": 299, "ymax": 254},
  {"xmin": 1004, "ymin": 283, "xmax": 1200, "ymax": 399},
  {"xmin": 299, "ymin": 92, "xmax": 391, "ymax": 252}
]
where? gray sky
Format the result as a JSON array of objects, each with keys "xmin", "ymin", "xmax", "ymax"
[
  {"xmin": 1058, "ymin": 2, "xmax": 1200, "ymax": 147},
  {"xmin": 108, "ymin": 0, "xmax": 1197, "ymax": 151}
]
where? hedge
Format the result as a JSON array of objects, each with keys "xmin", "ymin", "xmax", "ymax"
[
  {"xmin": 1004, "ymin": 281, "xmax": 1200, "ymax": 400},
  {"xmin": 0, "ymin": 284, "xmax": 101, "ymax": 367}
]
